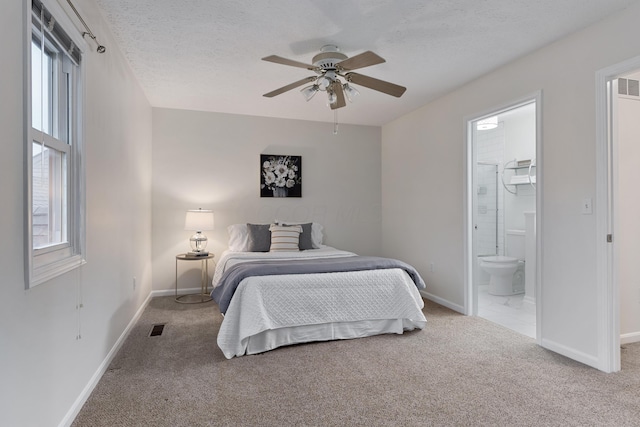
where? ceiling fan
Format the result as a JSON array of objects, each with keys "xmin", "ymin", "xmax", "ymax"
[{"xmin": 262, "ymin": 45, "xmax": 406, "ymax": 110}]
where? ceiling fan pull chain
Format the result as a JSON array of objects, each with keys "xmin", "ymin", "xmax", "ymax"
[{"xmin": 333, "ymin": 110, "xmax": 339, "ymax": 135}]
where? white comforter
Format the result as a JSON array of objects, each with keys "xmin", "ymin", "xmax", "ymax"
[{"xmin": 213, "ymin": 247, "xmax": 427, "ymax": 358}]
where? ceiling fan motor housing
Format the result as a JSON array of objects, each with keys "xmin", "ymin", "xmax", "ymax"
[{"xmin": 312, "ymin": 51, "xmax": 348, "ymax": 70}]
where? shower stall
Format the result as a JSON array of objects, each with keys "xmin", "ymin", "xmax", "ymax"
[
  {"xmin": 476, "ymin": 162, "xmax": 499, "ymax": 257},
  {"xmin": 473, "ymin": 161, "xmax": 503, "ymax": 287}
]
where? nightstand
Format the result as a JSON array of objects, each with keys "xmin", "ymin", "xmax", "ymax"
[{"xmin": 175, "ymin": 253, "xmax": 215, "ymax": 303}]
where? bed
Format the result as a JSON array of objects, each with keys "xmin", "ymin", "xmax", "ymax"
[{"xmin": 211, "ymin": 223, "xmax": 427, "ymax": 359}]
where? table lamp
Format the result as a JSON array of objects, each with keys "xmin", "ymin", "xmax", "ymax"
[{"xmin": 184, "ymin": 208, "xmax": 214, "ymax": 256}]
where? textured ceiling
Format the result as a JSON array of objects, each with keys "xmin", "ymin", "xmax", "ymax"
[{"xmin": 93, "ymin": 0, "xmax": 637, "ymax": 126}]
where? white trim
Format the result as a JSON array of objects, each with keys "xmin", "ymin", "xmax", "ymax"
[
  {"xmin": 462, "ymin": 116, "xmax": 474, "ymax": 316},
  {"xmin": 595, "ymin": 55, "xmax": 640, "ymax": 373},
  {"xmin": 58, "ymin": 292, "xmax": 153, "ymax": 427},
  {"xmin": 621, "ymin": 332, "xmax": 640, "ymax": 345},
  {"xmin": 534, "ymin": 94, "xmax": 543, "ymax": 346},
  {"xmin": 463, "ymin": 91, "xmax": 543, "ymax": 346},
  {"xmin": 30, "ymin": 255, "xmax": 86, "ymax": 287},
  {"xmin": 420, "ymin": 290, "xmax": 465, "ymax": 314}
]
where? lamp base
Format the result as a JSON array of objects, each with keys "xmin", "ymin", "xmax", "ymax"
[{"xmin": 186, "ymin": 251, "xmax": 209, "ymax": 257}]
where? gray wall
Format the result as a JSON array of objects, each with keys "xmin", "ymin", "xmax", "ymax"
[
  {"xmin": 0, "ymin": 1, "xmax": 152, "ymax": 425},
  {"xmin": 151, "ymin": 108, "xmax": 382, "ymax": 292},
  {"xmin": 381, "ymin": 1, "xmax": 640, "ymax": 370}
]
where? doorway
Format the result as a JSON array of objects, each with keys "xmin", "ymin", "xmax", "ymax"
[{"xmin": 465, "ymin": 94, "xmax": 541, "ymax": 340}]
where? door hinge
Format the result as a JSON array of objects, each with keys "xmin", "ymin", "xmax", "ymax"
[{"xmin": 607, "ymin": 234, "xmax": 613, "ymax": 243}]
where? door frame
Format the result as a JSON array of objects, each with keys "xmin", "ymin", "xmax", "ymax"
[
  {"xmin": 463, "ymin": 91, "xmax": 543, "ymax": 344},
  {"xmin": 595, "ymin": 54, "xmax": 640, "ymax": 373}
]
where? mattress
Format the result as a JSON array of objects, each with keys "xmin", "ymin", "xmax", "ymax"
[{"xmin": 212, "ymin": 247, "xmax": 427, "ymax": 358}]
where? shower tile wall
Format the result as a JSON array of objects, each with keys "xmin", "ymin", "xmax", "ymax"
[{"xmin": 476, "ymin": 124, "xmax": 505, "ymax": 258}]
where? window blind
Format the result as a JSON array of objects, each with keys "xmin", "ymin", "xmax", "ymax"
[{"xmin": 32, "ymin": 0, "xmax": 81, "ymax": 65}]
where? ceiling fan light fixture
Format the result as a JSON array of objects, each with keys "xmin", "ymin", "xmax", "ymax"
[
  {"xmin": 301, "ymin": 84, "xmax": 319, "ymax": 101},
  {"xmin": 343, "ymin": 83, "xmax": 360, "ymax": 103},
  {"xmin": 327, "ymin": 91, "xmax": 337, "ymax": 105},
  {"xmin": 317, "ymin": 75, "xmax": 332, "ymax": 90}
]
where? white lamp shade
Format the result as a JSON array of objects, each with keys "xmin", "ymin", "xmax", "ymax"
[
  {"xmin": 343, "ymin": 83, "xmax": 360, "ymax": 103},
  {"xmin": 184, "ymin": 209, "xmax": 214, "ymax": 231}
]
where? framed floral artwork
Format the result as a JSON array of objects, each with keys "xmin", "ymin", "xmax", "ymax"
[{"xmin": 260, "ymin": 154, "xmax": 302, "ymax": 197}]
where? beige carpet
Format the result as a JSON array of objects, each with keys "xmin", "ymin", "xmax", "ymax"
[{"xmin": 72, "ymin": 297, "xmax": 640, "ymax": 427}]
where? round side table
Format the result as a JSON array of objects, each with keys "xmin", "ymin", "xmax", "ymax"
[{"xmin": 175, "ymin": 253, "xmax": 215, "ymax": 304}]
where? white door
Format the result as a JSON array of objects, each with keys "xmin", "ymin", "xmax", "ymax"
[{"xmin": 596, "ymin": 56, "xmax": 640, "ymax": 373}]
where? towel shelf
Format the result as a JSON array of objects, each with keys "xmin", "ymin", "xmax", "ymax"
[{"xmin": 501, "ymin": 159, "xmax": 536, "ymax": 194}]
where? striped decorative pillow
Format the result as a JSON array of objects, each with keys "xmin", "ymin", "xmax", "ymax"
[{"xmin": 269, "ymin": 224, "xmax": 302, "ymax": 252}]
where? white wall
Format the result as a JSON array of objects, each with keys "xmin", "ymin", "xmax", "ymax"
[
  {"xmin": 618, "ymin": 79, "xmax": 640, "ymax": 342},
  {"xmin": 381, "ymin": 1, "xmax": 640, "ymax": 367},
  {"xmin": 0, "ymin": 1, "xmax": 152, "ymax": 426},
  {"xmin": 152, "ymin": 108, "xmax": 381, "ymax": 292}
]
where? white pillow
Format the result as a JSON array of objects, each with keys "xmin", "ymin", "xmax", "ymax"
[
  {"xmin": 227, "ymin": 224, "xmax": 249, "ymax": 251},
  {"xmin": 269, "ymin": 224, "xmax": 302, "ymax": 252},
  {"xmin": 311, "ymin": 223, "xmax": 324, "ymax": 248}
]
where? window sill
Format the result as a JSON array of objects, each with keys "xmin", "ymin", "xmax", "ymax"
[{"xmin": 29, "ymin": 254, "xmax": 86, "ymax": 288}]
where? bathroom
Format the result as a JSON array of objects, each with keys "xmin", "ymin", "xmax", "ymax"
[{"xmin": 472, "ymin": 101, "xmax": 537, "ymax": 338}]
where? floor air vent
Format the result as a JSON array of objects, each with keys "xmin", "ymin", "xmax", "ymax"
[{"xmin": 149, "ymin": 323, "xmax": 166, "ymax": 337}]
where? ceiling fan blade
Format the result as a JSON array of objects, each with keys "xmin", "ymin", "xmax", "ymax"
[
  {"xmin": 336, "ymin": 51, "xmax": 385, "ymax": 71},
  {"xmin": 263, "ymin": 76, "xmax": 317, "ymax": 98},
  {"xmin": 345, "ymin": 72, "xmax": 406, "ymax": 97},
  {"xmin": 329, "ymin": 81, "xmax": 346, "ymax": 110},
  {"xmin": 262, "ymin": 55, "xmax": 317, "ymax": 71}
]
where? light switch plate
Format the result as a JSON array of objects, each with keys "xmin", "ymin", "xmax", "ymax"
[{"xmin": 582, "ymin": 198, "xmax": 593, "ymax": 215}]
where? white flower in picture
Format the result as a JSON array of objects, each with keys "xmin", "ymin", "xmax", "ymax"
[
  {"xmin": 275, "ymin": 164, "xmax": 288, "ymax": 177},
  {"xmin": 264, "ymin": 171, "xmax": 275, "ymax": 185}
]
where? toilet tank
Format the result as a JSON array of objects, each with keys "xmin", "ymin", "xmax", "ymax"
[{"xmin": 506, "ymin": 229, "xmax": 526, "ymax": 259}]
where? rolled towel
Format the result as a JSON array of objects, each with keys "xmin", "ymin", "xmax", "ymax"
[
  {"xmin": 510, "ymin": 175, "xmax": 530, "ymax": 184},
  {"xmin": 509, "ymin": 175, "xmax": 536, "ymax": 185}
]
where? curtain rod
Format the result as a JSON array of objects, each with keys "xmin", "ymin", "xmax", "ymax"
[{"xmin": 65, "ymin": 0, "xmax": 106, "ymax": 53}]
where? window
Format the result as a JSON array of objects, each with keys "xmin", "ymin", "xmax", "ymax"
[{"xmin": 26, "ymin": 0, "xmax": 85, "ymax": 287}]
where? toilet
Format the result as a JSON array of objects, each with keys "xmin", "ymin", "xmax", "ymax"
[{"xmin": 478, "ymin": 230, "xmax": 525, "ymax": 296}]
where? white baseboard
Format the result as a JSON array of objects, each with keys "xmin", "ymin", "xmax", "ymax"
[
  {"xmin": 621, "ymin": 331, "xmax": 640, "ymax": 345},
  {"xmin": 420, "ymin": 290, "xmax": 465, "ymax": 314},
  {"xmin": 540, "ymin": 338, "xmax": 600, "ymax": 370},
  {"xmin": 58, "ymin": 292, "xmax": 153, "ymax": 427}
]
